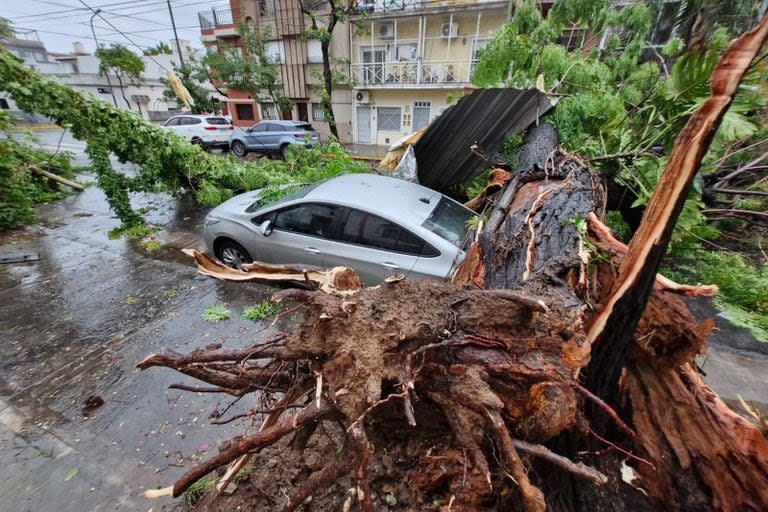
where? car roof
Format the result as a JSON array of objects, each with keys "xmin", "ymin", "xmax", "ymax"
[
  {"xmin": 305, "ymin": 174, "xmax": 442, "ymax": 226},
  {"xmin": 170, "ymin": 114, "xmax": 225, "ymax": 120},
  {"xmin": 257, "ymin": 120, "xmax": 309, "ymax": 126}
]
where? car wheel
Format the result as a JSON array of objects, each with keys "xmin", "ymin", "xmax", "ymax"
[
  {"xmin": 191, "ymin": 137, "xmax": 206, "ymax": 150},
  {"xmin": 278, "ymin": 143, "xmax": 290, "ymax": 159},
  {"xmin": 231, "ymin": 140, "xmax": 247, "ymax": 158},
  {"xmin": 215, "ymin": 239, "xmax": 253, "ymax": 268}
]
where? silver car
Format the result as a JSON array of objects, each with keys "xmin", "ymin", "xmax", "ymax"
[
  {"xmin": 202, "ymin": 174, "xmax": 476, "ymax": 284},
  {"xmin": 229, "ymin": 120, "xmax": 321, "ymax": 158}
]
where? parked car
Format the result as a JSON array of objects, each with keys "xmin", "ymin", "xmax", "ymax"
[
  {"xmin": 202, "ymin": 174, "xmax": 477, "ymax": 284},
  {"xmin": 229, "ymin": 120, "xmax": 321, "ymax": 158},
  {"xmin": 162, "ymin": 114, "xmax": 232, "ymax": 150}
]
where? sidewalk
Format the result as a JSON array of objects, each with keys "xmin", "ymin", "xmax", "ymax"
[{"xmin": 343, "ymin": 143, "xmax": 389, "ymax": 161}]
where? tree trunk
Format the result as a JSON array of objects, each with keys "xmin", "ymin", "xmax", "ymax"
[{"xmin": 321, "ymin": 16, "xmax": 339, "ymax": 140}]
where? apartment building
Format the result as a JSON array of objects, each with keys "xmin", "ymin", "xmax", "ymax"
[
  {"xmin": 1, "ymin": 30, "xmax": 209, "ymax": 122},
  {"xmin": 199, "ymin": 0, "xmax": 354, "ymax": 142},
  {"xmin": 348, "ymin": 0, "xmax": 516, "ymax": 145}
]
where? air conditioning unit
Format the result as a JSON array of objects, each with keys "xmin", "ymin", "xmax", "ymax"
[
  {"xmin": 355, "ymin": 90, "xmax": 370, "ymax": 104},
  {"xmin": 379, "ymin": 22, "xmax": 395, "ymax": 39},
  {"xmin": 441, "ymin": 22, "xmax": 459, "ymax": 38}
]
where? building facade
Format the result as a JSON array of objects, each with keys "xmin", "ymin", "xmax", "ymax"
[
  {"xmin": 1, "ymin": 30, "xmax": 216, "ymax": 122},
  {"xmin": 199, "ymin": 0, "xmax": 354, "ymax": 142},
  {"xmin": 348, "ymin": 0, "xmax": 512, "ymax": 146}
]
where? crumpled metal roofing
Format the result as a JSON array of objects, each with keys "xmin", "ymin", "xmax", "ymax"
[{"xmin": 413, "ymin": 88, "xmax": 552, "ymax": 191}]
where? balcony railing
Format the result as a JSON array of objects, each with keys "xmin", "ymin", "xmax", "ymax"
[
  {"xmin": 351, "ymin": 60, "xmax": 473, "ymax": 86},
  {"xmin": 356, "ymin": 0, "xmax": 425, "ymax": 14},
  {"xmin": 197, "ymin": 6, "xmax": 239, "ymax": 30}
]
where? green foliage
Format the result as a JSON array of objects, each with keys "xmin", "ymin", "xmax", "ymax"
[
  {"xmin": 0, "ymin": 111, "xmax": 75, "ymax": 230},
  {"xmin": 604, "ymin": 211, "xmax": 631, "ymax": 242},
  {"xmin": 95, "ymin": 44, "xmax": 144, "ymax": 83},
  {"xmin": 241, "ymin": 299, "xmax": 282, "ymax": 321},
  {"xmin": 184, "ymin": 474, "xmax": 217, "ymax": 506},
  {"xmin": 107, "ymin": 223, "xmax": 157, "ymax": 240},
  {"xmin": 202, "ymin": 304, "xmax": 230, "ymax": 323},
  {"xmin": 0, "ymin": 17, "xmax": 11, "ymax": 39},
  {"xmin": 0, "ymin": 50, "xmax": 366, "ymax": 230},
  {"xmin": 672, "ymin": 251, "xmax": 768, "ymax": 341},
  {"xmin": 203, "ymin": 23, "xmax": 291, "ymax": 112},
  {"xmin": 143, "ymin": 42, "xmax": 173, "ymax": 56}
]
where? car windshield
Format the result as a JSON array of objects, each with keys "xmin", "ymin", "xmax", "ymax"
[
  {"xmin": 245, "ymin": 183, "xmax": 318, "ymax": 213},
  {"xmin": 206, "ymin": 117, "xmax": 228, "ymax": 125},
  {"xmin": 421, "ymin": 197, "xmax": 475, "ymax": 248}
]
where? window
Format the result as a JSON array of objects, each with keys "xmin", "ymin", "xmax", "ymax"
[
  {"xmin": 266, "ymin": 41, "xmax": 285, "ymax": 63},
  {"xmin": 340, "ymin": 210, "xmax": 434, "ymax": 256},
  {"xmin": 236, "ymin": 103, "xmax": 255, "ymax": 121},
  {"xmin": 261, "ymin": 103, "xmax": 278, "ymax": 119},
  {"xmin": 182, "ymin": 117, "xmax": 202, "ymax": 125},
  {"xmin": 268, "ymin": 123, "xmax": 286, "ymax": 132},
  {"xmin": 274, "ymin": 204, "xmax": 340, "ymax": 238},
  {"xmin": 470, "ymin": 38, "xmax": 489, "ymax": 74},
  {"xmin": 422, "ymin": 197, "xmax": 475, "ymax": 247},
  {"xmin": 206, "ymin": 117, "xmax": 228, "ymax": 125},
  {"xmin": 307, "ymin": 39, "xmax": 323, "ymax": 64},
  {"xmin": 250, "ymin": 122, "xmax": 268, "ymax": 132},
  {"xmin": 376, "ymin": 107, "xmax": 401, "ymax": 131},
  {"xmin": 413, "ymin": 101, "xmax": 431, "ymax": 131},
  {"xmin": 312, "ymin": 103, "xmax": 325, "ymax": 122},
  {"xmin": 164, "ymin": 117, "xmax": 181, "ymax": 126},
  {"xmin": 395, "ymin": 43, "xmax": 417, "ymax": 61}
]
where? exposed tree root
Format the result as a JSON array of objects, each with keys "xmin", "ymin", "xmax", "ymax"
[{"xmin": 137, "ymin": 16, "xmax": 768, "ymax": 510}]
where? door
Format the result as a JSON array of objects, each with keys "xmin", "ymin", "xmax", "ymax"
[
  {"xmin": 297, "ymin": 103, "xmax": 308, "ymax": 122},
  {"xmin": 356, "ymin": 106, "xmax": 371, "ymax": 144},
  {"xmin": 361, "ymin": 47, "xmax": 386, "ymax": 84},
  {"xmin": 263, "ymin": 203, "xmax": 341, "ymax": 266},
  {"xmin": 322, "ymin": 209, "xmax": 420, "ymax": 284},
  {"xmin": 244, "ymin": 123, "xmax": 269, "ymax": 151},
  {"xmin": 413, "ymin": 101, "xmax": 431, "ymax": 131}
]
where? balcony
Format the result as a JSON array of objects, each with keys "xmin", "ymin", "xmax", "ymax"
[
  {"xmin": 197, "ymin": 6, "xmax": 239, "ymax": 31},
  {"xmin": 351, "ymin": 60, "xmax": 473, "ymax": 87}
]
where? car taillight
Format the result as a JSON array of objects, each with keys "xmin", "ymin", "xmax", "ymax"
[{"xmin": 204, "ymin": 126, "xmax": 217, "ymax": 130}]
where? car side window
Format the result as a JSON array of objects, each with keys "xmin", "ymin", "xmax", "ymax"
[
  {"xmin": 274, "ymin": 204, "xmax": 339, "ymax": 238},
  {"xmin": 269, "ymin": 124, "xmax": 286, "ymax": 132},
  {"xmin": 165, "ymin": 117, "xmax": 180, "ymax": 126},
  {"xmin": 340, "ymin": 210, "xmax": 435, "ymax": 256},
  {"xmin": 250, "ymin": 124, "xmax": 267, "ymax": 132},
  {"xmin": 185, "ymin": 117, "xmax": 202, "ymax": 125}
]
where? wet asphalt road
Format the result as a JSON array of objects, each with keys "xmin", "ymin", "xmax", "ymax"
[
  {"xmin": 0, "ymin": 130, "xmax": 293, "ymax": 511},
  {"xmin": 0, "ymin": 129, "xmax": 766, "ymax": 511}
]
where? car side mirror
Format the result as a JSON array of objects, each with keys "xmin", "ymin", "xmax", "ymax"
[{"xmin": 259, "ymin": 219, "xmax": 273, "ymax": 237}]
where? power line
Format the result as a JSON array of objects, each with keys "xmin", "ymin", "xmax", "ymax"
[
  {"xmin": 11, "ymin": 0, "xmax": 169, "ymax": 21},
  {"xmin": 11, "ymin": 0, "xmax": 228, "ymax": 22},
  {"xmin": 77, "ymin": 0, "xmax": 171, "ymax": 72}
]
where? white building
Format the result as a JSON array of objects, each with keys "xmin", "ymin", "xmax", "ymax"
[{"xmin": 1, "ymin": 31, "xmax": 221, "ymax": 122}]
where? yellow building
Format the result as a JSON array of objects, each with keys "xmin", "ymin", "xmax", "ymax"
[{"xmin": 349, "ymin": 0, "xmax": 509, "ymax": 146}]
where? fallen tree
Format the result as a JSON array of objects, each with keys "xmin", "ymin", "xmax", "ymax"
[{"xmin": 138, "ymin": 15, "xmax": 768, "ymax": 512}]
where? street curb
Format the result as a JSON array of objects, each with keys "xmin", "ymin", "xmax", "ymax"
[{"xmin": 349, "ymin": 155, "xmax": 383, "ymax": 161}]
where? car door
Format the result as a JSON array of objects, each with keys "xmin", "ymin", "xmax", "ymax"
[
  {"xmin": 244, "ymin": 122, "xmax": 269, "ymax": 151},
  {"xmin": 322, "ymin": 209, "xmax": 420, "ymax": 283},
  {"xmin": 268, "ymin": 122, "xmax": 287, "ymax": 148},
  {"xmin": 164, "ymin": 116, "xmax": 182, "ymax": 134},
  {"xmin": 258, "ymin": 203, "xmax": 340, "ymax": 267}
]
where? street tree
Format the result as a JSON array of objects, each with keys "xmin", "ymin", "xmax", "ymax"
[
  {"xmin": 300, "ymin": 0, "xmax": 357, "ymax": 139},
  {"xmin": 95, "ymin": 44, "xmax": 144, "ymax": 111},
  {"xmin": 143, "ymin": 42, "xmax": 173, "ymax": 56},
  {"xmin": 203, "ymin": 21, "xmax": 291, "ymax": 119}
]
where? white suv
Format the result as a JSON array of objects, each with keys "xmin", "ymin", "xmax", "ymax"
[{"xmin": 162, "ymin": 114, "xmax": 232, "ymax": 151}]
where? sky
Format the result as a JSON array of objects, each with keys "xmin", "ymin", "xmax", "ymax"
[{"xmin": 3, "ymin": 0, "xmax": 231, "ymax": 55}]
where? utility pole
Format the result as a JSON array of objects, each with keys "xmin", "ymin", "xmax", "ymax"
[
  {"xmin": 89, "ymin": 9, "xmax": 118, "ymax": 108},
  {"xmin": 166, "ymin": 0, "xmax": 185, "ymax": 67}
]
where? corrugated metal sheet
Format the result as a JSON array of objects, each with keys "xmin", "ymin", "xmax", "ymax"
[{"xmin": 413, "ymin": 88, "xmax": 552, "ymax": 191}]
